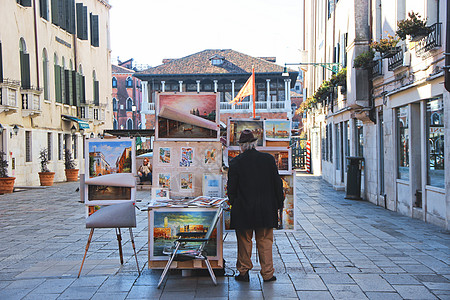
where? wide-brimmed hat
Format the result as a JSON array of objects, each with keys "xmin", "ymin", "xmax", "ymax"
[{"xmin": 238, "ymin": 129, "xmax": 257, "ymax": 143}]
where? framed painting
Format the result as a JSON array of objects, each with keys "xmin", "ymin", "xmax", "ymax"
[
  {"xmin": 85, "ymin": 138, "xmax": 135, "ymax": 178},
  {"xmin": 156, "ymin": 92, "xmax": 220, "ymax": 141},
  {"xmin": 228, "ymin": 119, "xmax": 264, "ymax": 146},
  {"xmin": 279, "ymin": 174, "xmax": 296, "ymax": 231},
  {"xmin": 179, "ymin": 147, "xmax": 194, "ymax": 167},
  {"xmin": 148, "ymin": 207, "xmax": 223, "ymax": 261},
  {"xmin": 264, "ymin": 119, "xmax": 291, "ymax": 141},
  {"xmin": 159, "ymin": 147, "xmax": 171, "ymax": 164},
  {"xmin": 204, "ymin": 148, "xmax": 218, "ymax": 165},
  {"xmin": 180, "ymin": 173, "xmax": 193, "ymax": 190},
  {"xmin": 258, "ymin": 147, "xmax": 292, "ymax": 175},
  {"xmin": 158, "ymin": 173, "xmax": 171, "ymax": 188}
]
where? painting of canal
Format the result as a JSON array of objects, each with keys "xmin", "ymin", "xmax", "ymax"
[
  {"xmin": 264, "ymin": 120, "xmax": 291, "ymax": 141},
  {"xmin": 151, "ymin": 209, "xmax": 218, "ymax": 259}
]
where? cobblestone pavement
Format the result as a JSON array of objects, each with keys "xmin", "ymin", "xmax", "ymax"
[{"xmin": 0, "ymin": 173, "xmax": 449, "ymax": 299}]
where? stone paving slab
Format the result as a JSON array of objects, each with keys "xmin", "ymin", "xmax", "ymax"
[{"xmin": 0, "ymin": 173, "xmax": 449, "ymax": 299}]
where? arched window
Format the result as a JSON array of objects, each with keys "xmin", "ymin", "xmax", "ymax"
[
  {"xmin": 19, "ymin": 38, "xmax": 30, "ymax": 89},
  {"xmin": 127, "ymin": 118, "xmax": 133, "ymax": 130},
  {"xmin": 112, "ymin": 98, "xmax": 118, "ymax": 111},
  {"xmin": 126, "ymin": 76, "xmax": 133, "ymax": 88},
  {"xmin": 112, "ymin": 76, "xmax": 117, "ymax": 88},
  {"xmin": 126, "ymin": 98, "xmax": 133, "ymax": 111},
  {"xmin": 113, "ymin": 119, "xmax": 118, "ymax": 130},
  {"xmin": 42, "ymin": 49, "xmax": 49, "ymax": 100}
]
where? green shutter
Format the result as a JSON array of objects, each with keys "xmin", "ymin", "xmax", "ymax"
[
  {"xmin": 90, "ymin": 14, "xmax": 99, "ymax": 47},
  {"xmin": 43, "ymin": 59, "xmax": 48, "ymax": 99},
  {"xmin": 82, "ymin": 6, "xmax": 88, "ymax": 40},
  {"xmin": 60, "ymin": 67, "xmax": 65, "ymax": 102},
  {"xmin": 55, "ymin": 65, "xmax": 61, "ymax": 103},
  {"xmin": 21, "ymin": 0, "xmax": 32, "ymax": 7},
  {"xmin": 40, "ymin": 0, "xmax": 48, "ymax": 20},
  {"xmin": 64, "ymin": 70, "xmax": 71, "ymax": 105},
  {"xmin": 72, "ymin": 71, "xmax": 79, "ymax": 106},
  {"xmin": 51, "ymin": 0, "xmax": 59, "ymax": 25},
  {"xmin": 20, "ymin": 53, "xmax": 31, "ymax": 89},
  {"xmin": 76, "ymin": 3, "xmax": 83, "ymax": 39},
  {"xmin": 94, "ymin": 80, "xmax": 99, "ymax": 105},
  {"xmin": 81, "ymin": 75, "xmax": 86, "ymax": 104}
]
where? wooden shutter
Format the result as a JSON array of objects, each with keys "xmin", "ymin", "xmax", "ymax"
[
  {"xmin": 72, "ymin": 71, "xmax": 79, "ymax": 106},
  {"xmin": 21, "ymin": 0, "xmax": 32, "ymax": 7},
  {"xmin": 60, "ymin": 67, "xmax": 65, "ymax": 102},
  {"xmin": 51, "ymin": 0, "xmax": 59, "ymax": 25},
  {"xmin": 94, "ymin": 80, "xmax": 99, "ymax": 105},
  {"xmin": 76, "ymin": 4, "xmax": 83, "ymax": 39},
  {"xmin": 90, "ymin": 14, "xmax": 99, "ymax": 47},
  {"xmin": 55, "ymin": 65, "xmax": 61, "ymax": 103},
  {"xmin": 20, "ymin": 53, "xmax": 31, "ymax": 89},
  {"xmin": 64, "ymin": 70, "xmax": 72, "ymax": 105},
  {"xmin": 81, "ymin": 75, "xmax": 86, "ymax": 104},
  {"xmin": 58, "ymin": 0, "xmax": 65, "ymax": 29},
  {"xmin": 43, "ymin": 59, "xmax": 49, "ymax": 99}
]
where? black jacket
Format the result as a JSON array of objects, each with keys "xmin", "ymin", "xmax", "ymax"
[{"xmin": 227, "ymin": 148, "xmax": 284, "ymax": 229}]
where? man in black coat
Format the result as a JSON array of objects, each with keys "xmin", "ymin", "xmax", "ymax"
[{"xmin": 227, "ymin": 129, "xmax": 284, "ymax": 282}]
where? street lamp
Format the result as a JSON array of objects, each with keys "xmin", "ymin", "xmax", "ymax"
[{"xmin": 10, "ymin": 125, "xmax": 19, "ymax": 138}]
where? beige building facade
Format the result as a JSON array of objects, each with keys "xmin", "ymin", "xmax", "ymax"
[
  {"xmin": 0, "ymin": 0, "xmax": 112, "ymax": 186},
  {"xmin": 301, "ymin": 0, "xmax": 449, "ymax": 229}
]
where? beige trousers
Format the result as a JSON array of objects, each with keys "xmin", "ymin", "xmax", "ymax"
[{"xmin": 235, "ymin": 228, "xmax": 274, "ymax": 280}]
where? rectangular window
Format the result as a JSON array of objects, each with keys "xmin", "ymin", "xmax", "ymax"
[
  {"xmin": 72, "ymin": 135, "xmax": 78, "ymax": 159},
  {"xmin": 325, "ymin": 125, "xmax": 329, "ymax": 161},
  {"xmin": 355, "ymin": 120, "xmax": 364, "ymax": 157},
  {"xmin": 329, "ymin": 124, "xmax": 333, "ymax": 163},
  {"xmin": 58, "ymin": 133, "xmax": 63, "ymax": 160},
  {"xmin": 427, "ymin": 97, "xmax": 444, "ymax": 188},
  {"xmin": 25, "ymin": 131, "xmax": 32, "ymax": 162},
  {"xmin": 397, "ymin": 106, "xmax": 409, "ymax": 180},
  {"xmin": 47, "ymin": 132, "xmax": 52, "ymax": 161},
  {"xmin": 39, "ymin": 0, "xmax": 48, "ymax": 20},
  {"xmin": 90, "ymin": 13, "xmax": 99, "ymax": 47},
  {"xmin": 336, "ymin": 124, "xmax": 341, "ymax": 170}
]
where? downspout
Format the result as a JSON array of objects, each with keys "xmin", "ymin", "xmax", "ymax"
[
  {"xmin": 445, "ymin": 0, "xmax": 450, "ymax": 92},
  {"xmin": 368, "ymin": 0, "xmax": 376, "ymax": 124},
  {"xmin": 32, "ymin": 0, "xmax": 40, "ymax": 89}
]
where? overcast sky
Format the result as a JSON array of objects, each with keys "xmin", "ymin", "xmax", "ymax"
[{"xmin": 109, "ymin": 0, "xmax": 302, "ymax": 68}]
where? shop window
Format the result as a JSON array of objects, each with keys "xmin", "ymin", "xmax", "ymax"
[
  {"xmin": 427, "ymin": 97, "xmax": 444, "ymax": 188},
  {"xmin": 397, "ymin": 106, "xmax": 409, "ymax": 180}
]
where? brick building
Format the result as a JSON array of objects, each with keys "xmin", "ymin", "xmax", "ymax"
[
  {"xmin": 134, "ymin": 49, "xmax": 298, "ymax": 128},
  {"xmin": 112, "ymin": 59, "xmax": 142, "ymax": 130}
]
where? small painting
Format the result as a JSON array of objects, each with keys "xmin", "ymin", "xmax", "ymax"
[
  {"xmin": 158, "ymin": 173, "xmax": 171, "ymax": 188},
  {"xmin": 88, "ymin": 185, "xmax": 132, "ymax": 200},
  {"xmin": 159, "ymin": 147, "xmax": 171, "ymax": 164},
  {"xmin": 204, "ymin": 148, "xmax": 217, "ymax": 164},
  {"xmin": 152, "ymin": 188, "xmax": 170, "ymax": 200},
  {"xmin": 228, "ymin": 119, "xmax": 264, "ymax": 146},
  {"xmin": 279, "ymin": 175, "xmax": 295, "ymax": 230},
  {"xmin": 180, "ymin": 147, "xmax": 194, "ymax": 167},
  {"xmin": 88, "ymin": 139, "xmax": 133, "ymax": 177},
  {"xmin": 180, "ymin": 173, "xmax": 193, "ymax": 190},
  {"xmin": 264, "ymin": 120, "xmax": 291, "ymax": 141}
]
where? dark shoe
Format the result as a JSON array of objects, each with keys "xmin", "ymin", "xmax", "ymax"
[
  {"xmin": 235, "ymin": 272, "xmax": 249, "ymax": 282},
  {"xmin": 263, "ymin": 276, "xmax": 277, "ymax": 282}
]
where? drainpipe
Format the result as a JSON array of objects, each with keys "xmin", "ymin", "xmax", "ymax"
[
  {"xmin": 368, "ymin": 0, "xmax": 376, "ymax": 124},
  {"xmin": 445, "ymin": 0, "xmax": 450, "ymax": 92},
  {"xmin": 32, "ymin": 0, "xmax": 40, "ymax": 89}
]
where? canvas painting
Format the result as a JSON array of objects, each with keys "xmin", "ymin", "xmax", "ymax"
[
  {"xmin": 180, "ymin": 147, "xmax": 194, "ymax": 167},
  {"xmin": 88, "ymin": 185, "xmax": 131, "ymax": 200},
  {"xmin": 180, "ymin": 173, "xmax": 193, "ymax": 190},
  {"xmin": 264, "ymin": 120, "xmax": 291, "ymax": 141},
  {"xmin": 159, "ymin": 147, "xmax": 171, "ymax": 164},
  {"xmin": 279, "ymin": 175, "xmax": 295, "ymax": 230},
  {"xmin": 150, "ymin": 209, "xmax": 220, "ymax": 259},
  {"xmin": 204, "ymin": 148, "xmax": 217, "ymax": 164},
  {"xmin": 87, "ymin": 139, "xmax": 133, "ymax": 177},
  {"xmin": 228, "ymin": 119, "xmax": 264, "ymax": 146},
  {"xmin": 157, "ymin": 93, "xmax": 219, "ymax": 140},
  {"xmin": 158, "ymin": 173, "xmax": 171, "ymax": 188}
]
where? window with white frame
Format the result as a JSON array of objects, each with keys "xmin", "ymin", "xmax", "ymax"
[
  {"xmin": 427, "ymin": 97, "xmax": 444, "ymax": 188},
  {"xmin": 397, "ymin": 106, "xmax": 409, "ymax": 180}
]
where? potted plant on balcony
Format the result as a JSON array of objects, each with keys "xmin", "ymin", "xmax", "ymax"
[
  {"xmin": 64, "ymin": 149, "xmax": 79, "ymax": 181},
  {"xmin": 0, "ymin": 151, "xmax": 15, "ymax": 194},
  {"xmin": 353, "ymin": 50, "xmax": 375, "ymax": 69},
  {"xmin": 396, "ymin": 11, "xmax": 432, "ymax": 41},
  {"xmin": 38, "ymin": 148, "xmax": 55, "ymax": 186},
  {"xmin": 370, "ymin": 34, "xmax": 400, "ymax": 58}
]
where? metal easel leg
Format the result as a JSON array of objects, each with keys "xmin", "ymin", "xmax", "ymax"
[
  {"xmin": 129, "ymin": 228, "xmax": 140, "ymax": 275},
  {"xmin": 157, "ymin": 242, "xmax": 180, "ymax": 289}
]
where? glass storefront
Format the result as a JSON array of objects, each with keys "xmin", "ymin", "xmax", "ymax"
[
  {"xmin": 397, "ymin": 106, "xmax": 409, "ymax": 180},
  {"xmin": 427, "ymin": 97, "xmax": 444, "ymax": 188}
]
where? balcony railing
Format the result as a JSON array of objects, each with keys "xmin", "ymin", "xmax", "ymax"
[
  {"xmin": 415, "ymin": 23, "xmax": 442, "ymax": 57},
  {"xmin": 372, "ymin": 59, "xmax": 383, "ymax": 77},
  {"xmin": 388, "ymin": 47, "xmax": 404, "ymax": 71},
  {"xmin": 148, "ymin": 102, "xmax": 155, "ymax": 111},
  {"xmin": 220, "ymin": 101, "xmax": 286, "ymax": 111}
]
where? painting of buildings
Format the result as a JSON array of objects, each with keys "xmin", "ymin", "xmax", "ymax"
[
  {"xmin": 88, "ymin": 140, "xmax": 133, "ymax": 177},
  {"xmin": 264, "ymin": 120, "xmax": 291, "ymax": 141},
  {"xmin": 228, "ymin": 119, "xmax": 264, "ymax": 146},
  {"xmin": 88, "ymin": 185, "xmax": 131, "ymax": 201}
]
